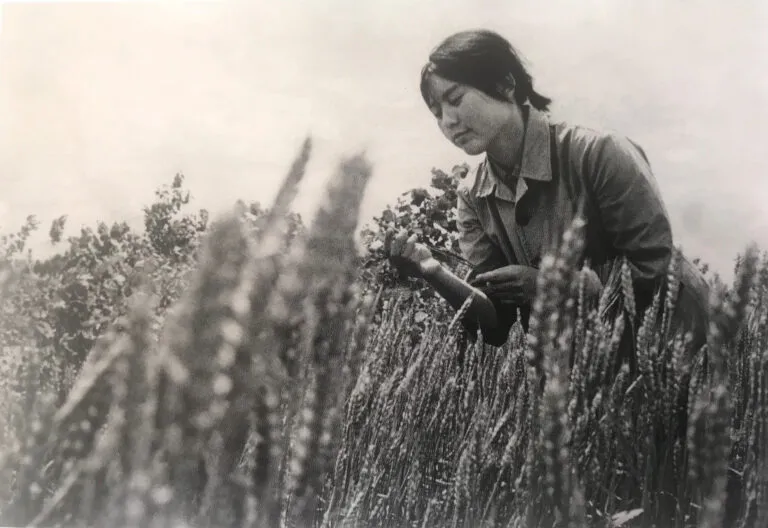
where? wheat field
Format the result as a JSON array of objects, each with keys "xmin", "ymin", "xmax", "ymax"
[{"xmin": 0, "ymin": 141, "xmax": 766, "ymax": 528}]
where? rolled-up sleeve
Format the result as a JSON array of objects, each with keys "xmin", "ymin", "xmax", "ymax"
[
  {"xmin": 456, "ymin": 186, "xmax": 518, "ymax": 345},
  {"xmin": 586, "ymin": 134, "xmax": 673, "ymax": 286}
]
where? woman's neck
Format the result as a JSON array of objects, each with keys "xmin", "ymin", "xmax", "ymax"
[{"xmin": 486, "ymin": 105, "xmax": 527, "ymax": 170}]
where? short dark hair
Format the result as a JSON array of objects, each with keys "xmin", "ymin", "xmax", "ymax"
[{"xmin": 420, "ymin": 29, "xmax": 552, "ymax": 112}]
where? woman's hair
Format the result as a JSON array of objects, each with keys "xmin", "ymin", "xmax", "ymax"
[{"xmin": 420, "ymin": 29, "xmax": 552, "ymax": 112}]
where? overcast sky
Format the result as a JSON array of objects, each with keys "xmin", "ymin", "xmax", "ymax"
[{"xmin": 1, "ymin": 0, "xmax": 766, "ymax": 281}]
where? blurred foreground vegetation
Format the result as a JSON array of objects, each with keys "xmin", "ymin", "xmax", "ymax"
[{"xmin": 1, "ymin": 140, "xmax": 767, "ymax": 527}]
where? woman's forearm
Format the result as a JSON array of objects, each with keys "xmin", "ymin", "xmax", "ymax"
[{"xmin": 421, "ymin": 261, "xmax": 498, "ymax": 329}]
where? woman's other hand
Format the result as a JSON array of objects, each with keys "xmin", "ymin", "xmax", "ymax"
[
  {"xmin": 470, "ymin": 265, "xmax": 538, "ymax": 305},
  {"xmin": 384, "ymin": 229, "xmax": 442, "ymax": 278},
  {"xmin": 470, "ymin": 265, "xmax": 603, "ymax": 305}
]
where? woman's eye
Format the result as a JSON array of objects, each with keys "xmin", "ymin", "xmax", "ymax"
[{"xmin": 448, "ymin": 94, "xmax": 463, "ymax": 106}]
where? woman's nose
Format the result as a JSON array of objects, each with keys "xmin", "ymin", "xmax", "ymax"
[{"xmin": 441, "ymin": 107, "xmax": 460, "ymax": 128}]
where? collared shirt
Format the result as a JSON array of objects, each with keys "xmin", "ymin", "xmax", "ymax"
[
  {"xmin": 458, "ymin": 104, "xmax": 673, "ymax": 280},
  {"xmin": 456, "ymin": 105, "xmax": 709, "ymax": 346}
]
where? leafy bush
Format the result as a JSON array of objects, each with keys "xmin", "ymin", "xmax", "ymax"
[{"xmin": 360, "ymin": 163, "xmax": 471, "ymax": 289}]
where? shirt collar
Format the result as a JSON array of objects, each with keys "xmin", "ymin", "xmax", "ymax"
[{"xmin": 475, "ymin": 105, "xmax": 553, "ymax": 199}]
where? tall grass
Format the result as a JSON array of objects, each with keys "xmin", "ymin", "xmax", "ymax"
[{"xmin": 0, "ymin": 141, "xmax": 766, "ymax": 528}]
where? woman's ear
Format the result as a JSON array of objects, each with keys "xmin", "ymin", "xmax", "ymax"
[{"xmin": 499, "ymin": 74, "xmax": 516, "ymax": 102}]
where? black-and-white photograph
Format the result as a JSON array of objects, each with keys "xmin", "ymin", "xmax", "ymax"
[{"xmin": 0, "ymin": 1, "xmax": 766, "ymax": 527}]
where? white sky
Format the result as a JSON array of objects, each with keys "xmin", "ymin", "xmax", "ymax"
[{"xmin": 1, "ymin": 0, "xmax": 767, "ymax": 281}]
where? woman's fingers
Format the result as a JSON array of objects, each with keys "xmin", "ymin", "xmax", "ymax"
[
  {"xmin": 384, "ymin": 229, "xmax": 414, "ymax": 258},
  {"xmin": 390, "ymin": 230, "xmax": 408, "ymax": 256},
  {"xmin": 481, "ymin": 281, "xmax": 518, "ymax": 294},
  {"xmin": 472, "ymin": 271, "xmax": 494, "ymax": 283},
  {"xmin": 473, "ymin": 265, "xmax": 522, "ymax": 284},
  {"xmin": 402, "ymin": 233, "xmax": 418, "ymax": 259}
]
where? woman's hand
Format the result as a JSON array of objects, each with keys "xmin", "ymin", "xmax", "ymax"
[
  {"xmin": 470, "ymin": 265, "xmax": 603, "ymax": 306},
  {"xmin": 470, "ymin": 265, "xmax": 538, "ymax": 305},
  {"xmin": 384, "ymin": 229, "xmax": 442, "ymax": 278}
]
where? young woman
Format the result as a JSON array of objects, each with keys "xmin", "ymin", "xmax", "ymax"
[{"xmin": 386, "ymin": 29, "xmax": 710, "ymax": 359}]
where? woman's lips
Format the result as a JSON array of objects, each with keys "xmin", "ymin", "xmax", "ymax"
[{"xmin": 453, "ymin": 130, "xmax": 471, "ymax": 142}]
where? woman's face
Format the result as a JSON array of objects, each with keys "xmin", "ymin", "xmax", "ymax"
[{"xmin": 424, "ymin": 74, "xmax": 518, "ymax": 156}]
